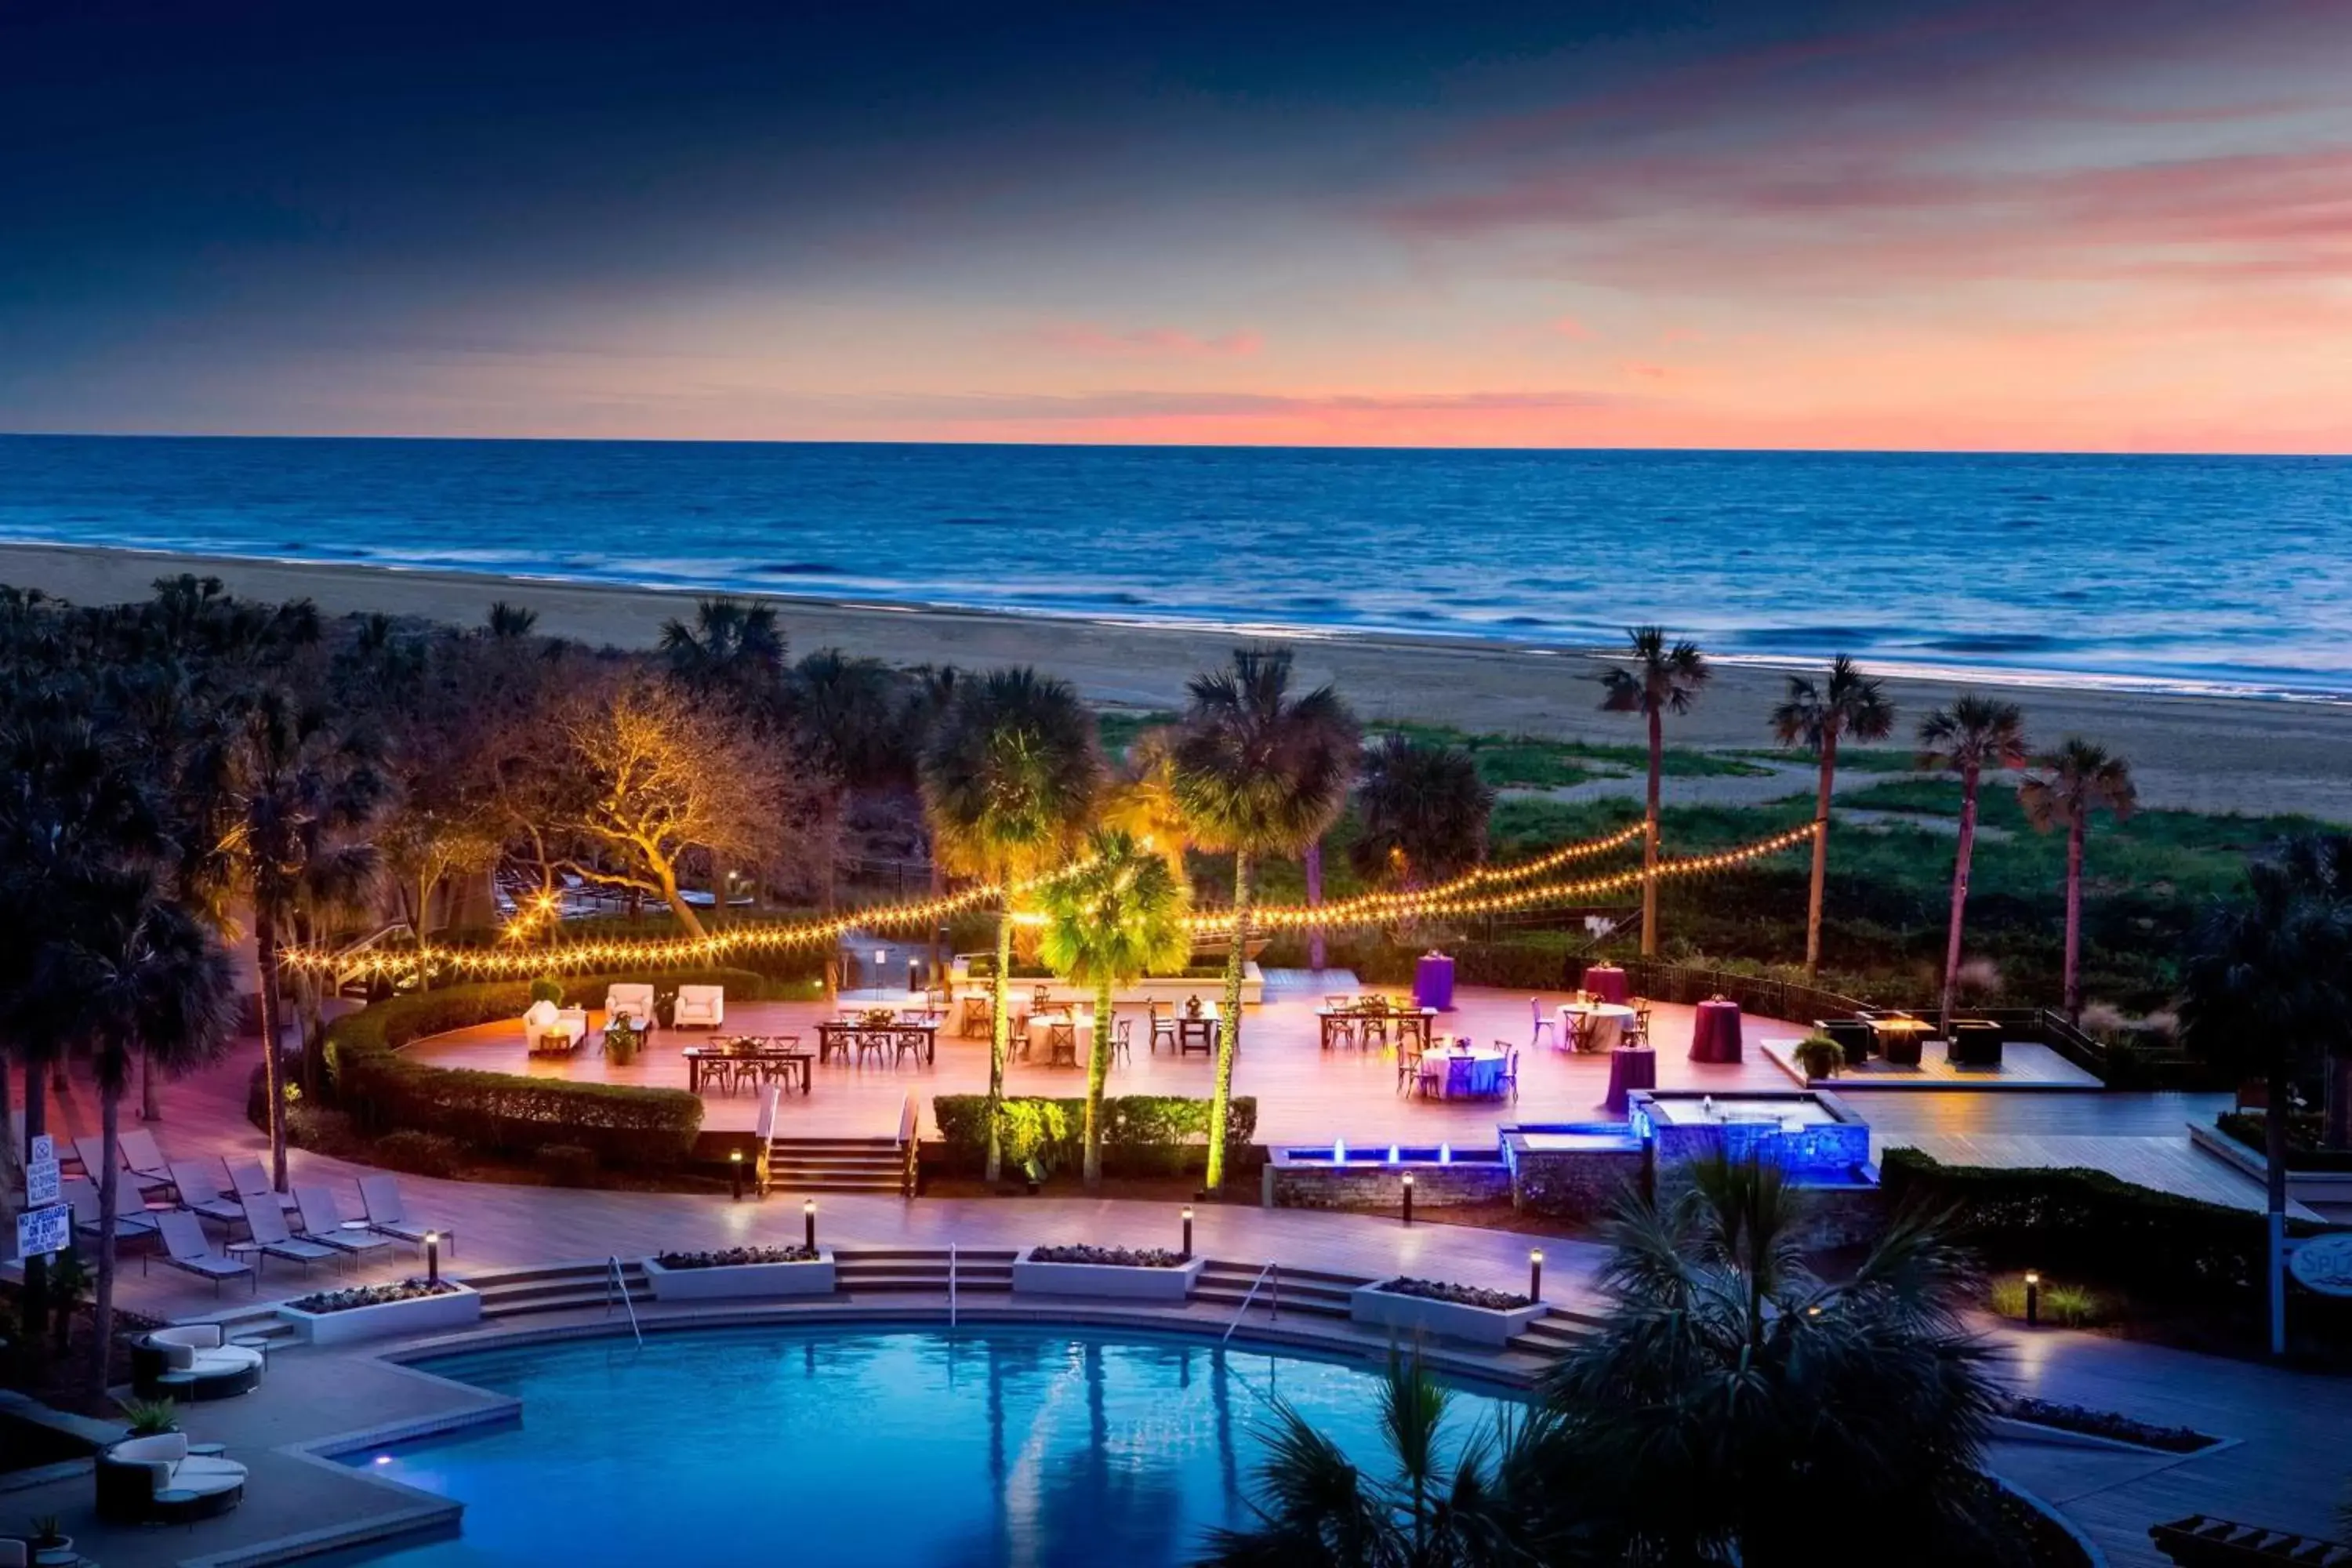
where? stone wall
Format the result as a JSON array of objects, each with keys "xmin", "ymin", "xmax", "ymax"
[
  {"xmin": 1264, "ymin": 1162, "xmax": 1512, "ymax": 1211},
  {"xmin": 1510, "ymin": 1146, "xmax": 1646, "ymax": 1222}
]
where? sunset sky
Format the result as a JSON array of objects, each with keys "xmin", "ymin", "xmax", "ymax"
[{"xmin": 4, "ymin": 0, "xmax": 2348, "ymax": 451}]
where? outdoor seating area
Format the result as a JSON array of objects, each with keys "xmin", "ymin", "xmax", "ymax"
[
  {"xmin": 96, "ymin": 1432, "xmax": 247, "ymax": 1525},
  {"xmin": 129, "ymin": 1323, "xmax": 267, "ymax": 1401}
]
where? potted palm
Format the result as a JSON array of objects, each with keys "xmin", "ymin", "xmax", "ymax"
[
  {"xmin": 1791, "ymin": 1033, "xmax": 1844, "ymax": 1081},
  {"xmin": 604, "ymin": 1018, "xmax": 643, "ymax": 1065},
  {"xmin": 27, "ymin": 1515, "xmax": 74, "ymax": 1566}
]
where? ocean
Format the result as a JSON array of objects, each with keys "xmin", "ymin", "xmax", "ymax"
[{"xmin": 2, "ymin": 435, "xmax": 2345, "ymax": 699}]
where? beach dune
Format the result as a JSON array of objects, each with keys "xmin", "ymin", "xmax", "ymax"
[{"xmin": 4, "ymin": 541, "xmax": 2346, "ymax": 822}]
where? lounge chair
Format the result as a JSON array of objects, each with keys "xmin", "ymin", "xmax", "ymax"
[
  {"xmin": 673, "ymin": 983, "xmax": 724, "ymax": 1028},
  {"xmin": 64, "ymin": 1176, "xmax": 159, "ymax": 1242},
  {"xmin": 294, "ymin": 1185, "xmax": 395, "ymax": 1263},
  {"xmin": 74, "ymin": 1134, "xmax": 172, "ymax": 1200},
  {"xmin": 130, "ymin": 1323, "xmax": 265, "ymax": 1400},
  {"xmin": 243, "ymin": 1195, "xmax": 339, "ymax": 1275},
  {"xmin": 604, "ymin": 983, "xmax": 657, "ymax": 1031},
  {"xmin": 227, "ymin": 1158, "xmax": 301, "ymax": 1214},
  {"xmin": 524, "ymin": 998, "xmax": 588, "ymax": 1054},
  {"xmin": 120, "ymin": 1127, "xmax": 175, "ymax": 1185},
  {"xmin": 358, "ymin": 1173, "xmax": 456, "ymax": 1255},
  {"xmin": 169, "ymin": 1159, "xmax": 248, "ymax": 1229},
  {"xmin": 143, "ymin": 1210, "xmax": 255, "ymax": 1295},
  {"xmin": 96, "ymin": 1432, "xmax": 246, "ymax": 1523}
]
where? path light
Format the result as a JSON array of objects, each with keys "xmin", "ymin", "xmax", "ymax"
[
  {"xmin": 426, "ymin": 1232, "xmax": 441, "ymax": 1289},
  {"xmin": 805, "ymin": 1199, "xmax": 818, "ymax": 1252},
  {"xmin": 2024, "ymin": 1270, "xmax": 2041, "ymax": 1327},
  {"xmin": 729, "ymin": 1148, "xmax": 745, "ymax": 1203},
  {"xmin": 1529, "ymin": 1248, "xmax": 1544, "ymax": 1302},
  {"xmin": 1181, "ymin": 1205, "xmax": 1194, "ymax": 1261},
  {"xmin": 1332, "ymin": 1138, "xmax": 1346, "ymax": 1167},
  {"xmin": 1388, "ymin": 1144, "xmax": 1399, "ymax": 1165},
  {"xmin": 1401, "ymin": 1173, "xmax": 1414, "ymax": 1227}
]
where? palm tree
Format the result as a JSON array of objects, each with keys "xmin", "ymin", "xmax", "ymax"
[
  {"xmin": 484, "ymin": 601, "xmax": 539, "ymax": 640},
  {"xmin": 1599, "ymin": 627, "xmax": 1710, "ymax": 957},
  {"xmin": 919, "ymin": 668, "xmax": 1102, "ymax": 1182},
  {"xmin": 789, "ymin": 649, "xmax": 909, "ymax": 909},
  {"xmin": 1916, "ymin": 695, "xmax": 2029, "ymax": 1030},
  {"xmin": 1198, "ymin": 1348, "xmax": 1558, "ymax": 1567},
  {"xmin": 1348, "ymin": 734, "xmax": 1494, "ymax": 889},
  {"xmin": 2182, "ymin": 836, "xmax": 2352, "ymax": 1356},
  {"xmin": 1035, "ymin": 830, "xmax": 1190, "ymax": 1188},
  {"xmin": 46, "ymin": 868, "xmax": 234, "ymax": 1399},
  {"xmin": 1769, "ymin": 655, "xmax": 1896, "ymax": 975},
  {"xmin": 1171, "ymin": 649, "xmax": 1359, "ymax": 1191},
  {"xmin": 1540, "ymin": 1156, "xmax": 2012, "ymax": 1565},
  {"xmin": 661, "ymin": 597, "xmax": 788, "ymax": 720},
  {"xmin": 2018, "ymin": 739, "xmax": 2137, "ymax": 1020},
  {"xmin": 204, "ymin": 690, "xmax": 383, "ymax": 1191}
]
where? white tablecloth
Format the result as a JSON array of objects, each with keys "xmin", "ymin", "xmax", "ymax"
[
  {"xmin": 1559, "ymin": 1003, "xmax": 1636, "ymax": 1051},
  {"xmin": 1420, "ymin": 1049, "xmax": 1507, "ymax": 1099},
  {"xmin": 1025, "ymin": 1011, "xmax": 1096, "ymax": 1058}
]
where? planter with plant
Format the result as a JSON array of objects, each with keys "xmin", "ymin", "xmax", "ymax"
[
  {"xmin": 121, "ymin": 1397, "xmax": 180, "ymax": 1436},
  {"xmin": 27, "ymin": 1515, "xmax": 73, "ymax": 1566},
  {"xmin": 643, "ymin": 1245, "xmax": 836, "ymax": 1301},
  {"xmin": 1792, "ymin": 1033, "xmax": 1844, "ymax": 1080},
  {"xmin": 1350, "ymin": 1275, "xmax": 1548, "ymax": 1346},
  {"xmin": 528, "ymin": 976, "xmax": 564, "ymax": 1007},
  {"xmin": 278, "ymin": 1278, "xmax": 481, "ymax": 1345},
  {"xmin": 1011, "ymin": 1243, "xmax": 1206, "ymax": 1301},
  {"xmin": 604, "ymin": 1019, "xmax": 643, "ymax": 1065}
]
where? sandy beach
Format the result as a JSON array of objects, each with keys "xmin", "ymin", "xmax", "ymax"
[{"xmin": 5, "ymin": 540, "xmax": 2347, "ymax": 821}]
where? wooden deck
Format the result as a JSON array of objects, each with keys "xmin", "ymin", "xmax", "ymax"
[{"xmin": 405, "ymin": 986, "xmax": 1805, "ymax": 1146}]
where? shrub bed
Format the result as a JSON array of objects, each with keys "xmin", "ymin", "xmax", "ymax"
[
  {"xmin": 1882, "ymin": 1148, "xmax": 2312, "ymax": 1301},
  {"xmin": 287, "ymin": 1279, "xmax": 463, "ymax": 1316},
  {"xmin": 931, "ymin": 1094, "xmax": 1256, "ymax": 1178},
  {"xmin": 1377, "ymin": 1276, "xmax": 1535, "ymax": 1310},
  {"xmin": 2004, "ymin": 1397, "xmax": 2217, "ymax": 1454},
  {"xmin": 2216, "ymin": 1110, "xmax": 2352, "ymax": 1172},
  {"xmin": 1028, "ymin": 1245, "xmax": 1188, "ymax": 1268},
  {"xmin": 324, "ymin": 971, "xmax": 780, "ymax": 1169},
  {"xmin": 654, "ymin": 1245, "xmax": 819, "ymax": 1269}
]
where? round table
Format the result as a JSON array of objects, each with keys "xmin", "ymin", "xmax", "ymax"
[
  {"xmin": 1602, "ymin": 1047, "xmax": 1657, "ymax": 1114},
  {"xmin": 1582, "ymin": 966, "xmax": 1631, "ymax": 1005},
  {"xmin": 1420, "ymin": 1048, "xmax": 1508, "ymax": 1100},
  {"xmin": 1690, "ymin": 1000, "xmax": 1744, "ymax": 1064},
  {"xmin": 1025, "ymin": 1011, "xmax": 1094, "ymax": 1062},
  {"xmin": 1559, "ymin": 1002, "xmax": 1636, "ymax": 1051}
]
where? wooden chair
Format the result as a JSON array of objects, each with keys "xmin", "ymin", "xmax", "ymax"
[
  {"xmin": 959, "ymin": 995, "xmax": 990, "ymax": 1038},
  {"xmin": 1356, "ymin": 1008, "xmax": 1390, "ymax": 1053},
  {"xmin": 1529, "ymin": 998, "xmax": 1559, "ymax": 1051},
  {"xmin": 855, "ymin": 1029, "xmax": 895, "ymax": 1069},
  {"xmin": 1149, "ymin": 1002, "xmax": 1177, "ymax": 1054},
  {"xmin": 892, "ymin": 1029, "xmax": 927, "ymax": 1065},
  {"xmin": 1624, "ymin": 1004, "xmax": 1653, "ymax": 1048},
  {"xmin": 1570, "ymin": 1011, "xmax": 1602, "ymax": 1054},
  {"xmin": 1396, "ymin": 1040, "xmax": 1423, "ymax": 1096},
  {"xmin": 1497, "ymin": 1044, "xmax": 1522, "ymax": 1102},
  {"xmin": 1045, "ymin": 1018, "xmax": 1078, "ymax": 1067},
  {"xmin": 1112, "ymin": 1016, "xmax": 1134, "ymax": 1064}
]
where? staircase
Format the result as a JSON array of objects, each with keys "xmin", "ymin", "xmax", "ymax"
[{"xmin": 765, "ymin": 1134, "xmax": 909, "ymax": 1194}]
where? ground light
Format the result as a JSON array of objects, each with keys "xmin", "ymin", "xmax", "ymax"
[
  {"xmin": 805, "ymin": 1200, "xmax": 818, "ymax": 1251},
  {"xmin": 426, "ymin": 1232, "xmax": 441, "ymax": 1289},
  {"xmin": 1181, "ymin": 1206, "xmax": 1193, "ymax": 1260},
  {"xmin": 1401, "ymin": 1173, "xmax": 1414, "ymax": 1226},
  {"xmin": 1529, "ymin": 1249, "xmax": 1544, "ymax": 1301},
  {"xmin": 2025, "ymin": 1270, "xmax": 2042, "ymax": 1327},
  {"xmin": 729, "ymin": 1149, "xmax": 744, "ymax": 1202}
]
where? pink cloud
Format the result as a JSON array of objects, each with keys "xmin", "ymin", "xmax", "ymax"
[
  {"xmin": 1548, "ymin": 314, "xmax": 1592, "ymax": 339},
  {"xmin": 1033, "ymin": 323, "xmax": 1264, "ymax": 358}
]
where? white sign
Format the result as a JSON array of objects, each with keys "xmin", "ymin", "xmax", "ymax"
[
  {"xmin": 26, "ymin": 1152, "xmax": 59, "ymax": 1207},
  {"xmin": 2289, "ymin": 1233, "xmax": 2352, "ymax": 1298},
  {"xmin": 16, "ymin": 1203, "xmax": 70, "ymax": 1261},
  {"xmin": 28, "ymin": 1134, "xmax": 53, "ymax": 1167}
]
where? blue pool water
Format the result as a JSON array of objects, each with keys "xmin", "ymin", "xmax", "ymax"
[{"xmin": 343, "ymin": 1327, "xmax": 1518, "ymax": 1566}]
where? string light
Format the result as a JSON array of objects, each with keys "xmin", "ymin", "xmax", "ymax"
[{"xmin": 285, "ymin": 821, "xmax": 1814, "ymax": 982}]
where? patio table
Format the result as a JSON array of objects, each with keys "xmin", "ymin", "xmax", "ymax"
[
  {"xmin": 684, "ymin": 1043, "xmax": 811, "ymax": 1095},
  {"xmin": 1413, "ymin": 951, "xmax": 1456, "ymax": 1011},
  {"xmin": 1559, "ymin": 1001, "xmax": 1637, "ymax": 1052},
  {"xmin": 1581, "ymin": 965, "xmax": 1632, "ymax": 1005},
  {"xmin": 1867, "ymin": 1014, "xmax": 1933, "ymax": 1067},
  {"xmin": 1419, "ymin": 1047, "xmax": 1507, "ymax": 1100},
  {"xmin": 1025, "ymin": 1011, "xmax": 1094, "ymax": 1065},
  {"xmin": 1602, "ymin": 1047, "xmax": 1657, "ymax": 1114},
  {"xmin": 1690, "ymin": 1000, "xmax": 1744, "ymax": 1064},
  {"xmin": 815, "ymin": 1019, "xmax": 938, "ymax": 1065}
]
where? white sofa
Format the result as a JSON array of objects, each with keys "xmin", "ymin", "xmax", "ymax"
[
  {"xmin": 524, "ymin": 999, "xmax": 588, "ymax": 1053},
  {"xmin": 605, "ymin": 983, "xmax": 658, "ymax": 1030},
  {"xmin": 97, "ymin": 1431, "xmax": 248, "ymax": 1522},
  {"xmin": 132, "ymin": 1323, "xmax": 266, "ymax": 1399},
  {"xmin": 673, "ymin": 984, "xmax": 724, "ymax": 1028}
]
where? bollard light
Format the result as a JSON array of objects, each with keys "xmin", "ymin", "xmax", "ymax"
[
  {"xmin": 1401, "ymin": 1172, "xmax": 1414, "ymax": 1227},
  {"xmin": 426, "ymin": 1231, "xmax": 441, "ymax": 1289},
  {"xmin": 1529, "ymin": 1248, "xmax": 1544, "ymax": 1302},
  {"xmin": 2024, "ymin": 1270, "xmax": 2041, "ymax": 1328},
  {"xmin": 805, "ymin": 1199, "xmax": 818, "ymax": 1252},
  {"xmin": 730, "ymin": 1148, "xmax": 745, "ymax": 1203},
  {"xmin": 1181, "ymin": 1205, "xmax": 1195, "ymax": 1261}
]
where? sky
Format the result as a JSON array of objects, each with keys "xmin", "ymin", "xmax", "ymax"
[{"xmin": 2, "ymin": 0, "xmax": 2349, "ymax": 452}]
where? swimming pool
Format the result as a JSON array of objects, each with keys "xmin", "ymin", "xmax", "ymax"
[{"xmin": 343, "ymin": 1327, "xmax": 1519, "ymax": 1566}]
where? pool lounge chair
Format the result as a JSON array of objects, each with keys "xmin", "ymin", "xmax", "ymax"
[
  {"xmin": 169, "ymin": 1159, "xmax": 249, "ymax": 1229},
  {"xmin": 143, "ymin": 1210, "xmax": 255, "ymax": 1295},
  {"xmin": 120, "ymin": 1127, "xmax": 176, "ymax": 1185},
  {"xmin": 227, "ymin": 1158, "xmax": 302, "ymax": 1214},
  {"xmin": 64, "ymin": 1176, "xmax": 160, "ymax": 1242},
  {"xmin": 243, "ymin": 1195, "xmax": 339, "ymax": 1276},
  {"xmin": 74, "ymin": 1134, "xmax": 172, "ymax": 1200},
  {"xmin": 294, "ymin": 1185, "xmax": 396, "ymax": 1263},
  {"xmin": 358, "ymin": 1173, "xmax": 456, "ymax": 1255}
]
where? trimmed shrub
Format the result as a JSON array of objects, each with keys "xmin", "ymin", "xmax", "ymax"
[
  {"xmin": 931, "ymin": 1094, "xmax": 1257, "ymax": 1178},
  {"xmin": 1881, "ymin": 1148, "xmax": 2313, "ymax": 1301},
  {"xmin": 528, "ymin": 977, "xmax": 564, "ymax": 1005},
  {"xmin": 323, "ymin": 971, "xmax": 780, "ymax": 1169},
  {"xmin": 374, "ymin": 1130, "xmax": 463, "ymax": 1178},
  {"xmin": 537, "ymin": 1143, "xmax": 600, "ymax": 1188}
]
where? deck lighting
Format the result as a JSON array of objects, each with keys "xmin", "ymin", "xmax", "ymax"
[
  {"xmin": 1181, "ymin": 1205, "xmax": 1194, "ymax": 1261},
  {"xmin": 2024, "ymin": 1270, "xmax": 2041, "ymax": 1327},
  {"xmin": 804, "ymin": 1199, "xmax": 818, "ymax": 1251},
  {"xmin": 1529, "ymin": 1249, "xmax": 1544, "ymax": 1302},
  {"xmin": 426, "ymin": 1231, "xmax": 441, "ymax": 1287},
  {"xmin": 1401, "ymin": 1173, "xmax": 1414, "ymax": 1227},
  {"xmin": 729, "ymin": 1148, "xmax": 745, "ymax": 1202}
]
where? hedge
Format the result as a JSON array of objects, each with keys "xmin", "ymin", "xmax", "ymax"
[
  {"xmin": 1258, "ymin": 935, "xmax": 1575, "ymax": 993},
  {"xmin": 322, "ymin": 969, "xmax": 782, "ymax": 1169},
  {"xmin": 931, "ymin": 1094, "xmax": 1257, "ymax": 1177},
  {"xmin": 1880, "ymin": 1148, "xmax": 2318, "ymax": 1302}
]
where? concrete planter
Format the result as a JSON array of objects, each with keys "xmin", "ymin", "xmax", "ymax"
[
  {"xmin": 279, "ymin": 1282, "xmax": 481, "ymax": 1346},
  {"xmin": 1011, "ymin": 1247, "xmax": 1206, "ymax": 1301},
  {"xmin": 642, "ymin": 1250, "xmax": 837, "ymax": 1301},
  {"xmin": 1349, "ymin": 1283, "xmax": 1546, "ymax": 1347}
]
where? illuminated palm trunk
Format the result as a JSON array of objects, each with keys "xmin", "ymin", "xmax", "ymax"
[
  {"xmin": 1204, "ymin": 849, "xmax": 1254, "ymax": 1191},
  {"xmin": 1641, "ymin": 708, "xmax": 1662, "ymax": 956},
  {"xmin": 1082, "ymin": 970, "xmax": 1115, "ymax": 1188},
  {"xmin": 1938, "ymin": 762, "xmax": 1981, "ymax": 1033},
  {"xmin": 1804, "ymin": 729, "xmax": 1838, "ymax": 975},
  {"xmin": 985, "ymin": 908, "xmax": 1012, "ymax": 1183}
]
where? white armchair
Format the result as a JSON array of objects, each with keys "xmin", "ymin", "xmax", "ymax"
[
  {"xmin": 524, "ymin": 999, "xmax": 587, "ymax": 1054},
  {"xmin": 605, "ymin": 983, "xmax": 658, "ymax": 1030},
  {"xmin": 673, "ymin": 983, "xmax": 724, "ymax": 1029}
]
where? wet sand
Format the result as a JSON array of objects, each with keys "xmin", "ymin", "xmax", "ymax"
[{"xmin": 4, "ymin": 540, "xmax": 2346, "ymax": 821}]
